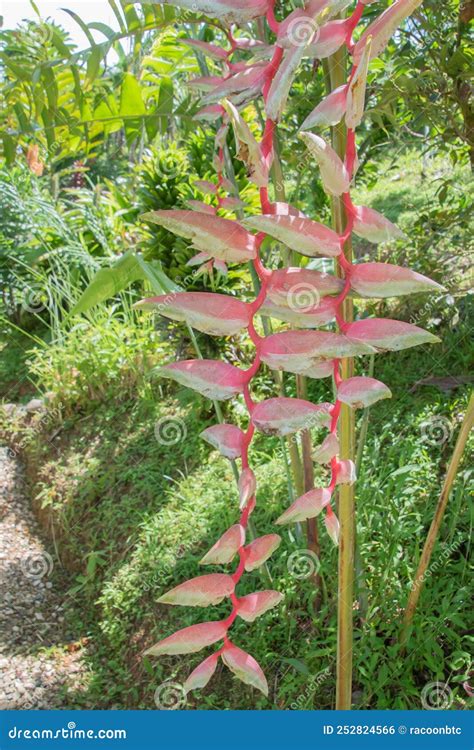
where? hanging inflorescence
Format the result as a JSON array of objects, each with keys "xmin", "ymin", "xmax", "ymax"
[{"xmin": 137, "ymin": 0, "xmax": 439, "ymax": 697}]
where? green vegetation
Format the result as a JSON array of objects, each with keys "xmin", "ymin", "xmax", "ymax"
[{"xmin": 0, "ymin": 0, "xmax": 472, "ymax": 711}]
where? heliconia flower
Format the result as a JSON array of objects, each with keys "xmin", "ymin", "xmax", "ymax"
[
  {"xmin": 299, "ymin": 132, "xmax": 351, "ymax": 195},
  {"xmin": 300, "ymin": 84, "xmax": 349, "ymax": 129},
  {"xmin": 200, "ymin": 524, "xmax": 246, "ymax": 565},
  {"xmin": 327, "ymin": 0, "xmax": 352, "ymax": 13},
  {"xmin": 352, "ymin": 204, "xmax": 406, "ymax": 243},
  {"xmin": 259, "ymin": 297, "xmax": 338, "ymax": 329},
  {"xmin": 213, "ymin": 259, "xmax": 228, "ymax": 275},
  {"xmin": 345, "ymin": 318, "xmax": 441, "ymax": 352},
  {"xmin": 345, "ymin": 37, "xmax": 372, "ymax": 130},
  {"xmin": 202, "ymin": 64, "xmax": 268, "ymax": 105},
  {"xmin": 194, "ymin": 104, "xmax": 226, "ymax": 122},
  {"xmin": 298, "ymin": 361, "xmax": 338, "ymax": 379},
  {"xmin": 157, "ymin": 360, "xmax": 247, "ymax": 401},
  {"xmin": 221, "ymin": 644, "xmax": 268, "ymax": 696},
  {"xmin": 266, "ymin": 44, "xmax": 310, "ymax": 123},
  {"xmin": 335, "ymin": 459, "xmax": 357, "ymax": 485},
  {"xmin": 267, "ymin": 202, "xmax": 308, "ymax": 217},
  {"xmin": 353, "ymin": 0, "xmax": 424, "ymax": 65},
  {"xmin": 237, "ymin": 590, "xmax": 284, "ymax": 622},
  {"xmin": 134, "ymin": 292, "xmax": 251, "ymax": 337},
  {"xmin": 275, "ymin": 487, "xmax": 332, "ymax": 524},
  {"xmin": 260, "ymin": 330, "xmax": 375, "ymax": 375},
  {"xmin": 266, "ymin": 267, "xmax": 344, "ymax": 306},
  {"xmin": 276, "ymin": 17, "xmax": 313, "ymax": 52},
  {"xmin": 141, "ymin": 211, "xmax": 257, "ymax": 264},
  {"xmin": 149, "ymin": 0, "xmax": 272, "ymax": 24},
  {"xmin": 220, "ymin": 196, "xmax": 245, "ymax": 209},
  {"xmin": 184, "ymin": 653, "xmax": 219, "ymax": 693},
  {"xmin": 194, "ymin": 179, "xmax": 217, "ymax": 194},
  {"xmin": 277, "ymin": 1, "xmax": 330, "ymax": 48},
  {"xmin": 215, "ymin": 122, "xmax": 229, "ymax": 148},
  {"xmin": 252, "ymin": 397, "xmax": 332, "ymax": 436},
  {"xmin": 324, "ymin": 508, "xmax": 340, "ymax": 546},
  {"xmin": 187, "ymin": 200, "xmax": 216, "ymax": 214},
  {"xmin": 219, "ymin": 176, "xmax": 234, "ymax": 192},
  {"xmin": 308, "ymin": 18, "xmax": 350, "ymax": 59},
  {"xmin": 313, "ymin": 433, "xmax": 340, "ymax": 464},
  {"xmin": 337, "ymin": 376, "xmax": 392, "ymax": 408},
  {"xmin": 157, "ymin": 573, "xmax": 235, "ymax": 607},
  {"xmin": 144, "ymin": 620, "xmax": 227, "ymax": 656},
  {"xmin": 239, "ymin": 468, "xmax": 257, "ymax": 509},
  {"xmin": 188, "ymin": 75, "xmax": 224, "ymax": 92},
  {"xmin": 200, "ymin": 424, "xmax": 245, "ymax": 460},
  {"xmin": 243, "ymin": 213, "xmax": 341, "ymax": 258},
  {"xmin": 350, "ymin": 262, "xmax": 444, "ymax": 298},
  {"xmin": 244, "ymin": 534, "xmax": 282, "ymax": 572},
  {"xmin": 187, "ymin": 251, "xmax": 211, "ymax": 267},
  {"xmin": 222, "ymin": 100, "xmax": 271, "ymax": 187},
  {"xmin": 181, "ymin": 38, "xmax": 229, "ymax": 61}
]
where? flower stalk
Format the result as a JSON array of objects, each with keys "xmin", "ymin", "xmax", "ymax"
[{"xmin": 137, "ymin": 0, "xmax": 438, "ymax": 701}]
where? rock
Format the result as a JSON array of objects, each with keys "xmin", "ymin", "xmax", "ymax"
[{"xmin": 25, "ymin": 398, "xmax": 46, "ymax": 413}]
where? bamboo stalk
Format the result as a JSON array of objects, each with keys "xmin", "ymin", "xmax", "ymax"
[
  {"xmin": 327, "ymin": 43, "xmax": 356, "ymax": 712},
  {"xmin": 400, "ymin": 393, "xmax": 474, "ymax": 649}
]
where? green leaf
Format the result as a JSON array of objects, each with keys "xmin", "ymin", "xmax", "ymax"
[
  {"xmin": 157, "ymin": 76, "xmax": 174, "ymax": 135},
  {"xmin": 61, "ymin": 8, "xmax": 96, "ymax": 47},
  {"xmin": 86, "ymin": 46, "xmax": 103, "ymax": 84},
  {"xmin": 280, "ymin": 657, "xmax": 311, "ymax": 676},
  {"xmin": 137, "ymin": 256, "xmax": 179, "ymax": 294},
  {"xmin": 123, "ymin": 3, "xmax": 142, "ymax": 31},
  {"xmin": 119, "ymin": 72, "xmax": 146, "ymax": 117},
  {"xmin": 29, "ymin": 0, "xmax": 41, "ymax": 16},
  {"xmin": 71, "ymin": 252, "xmax": 178, "ymax": 316},
  {"xmin": 71, "ymin": 252, "xmax": 144, "ymax": 315},
  {"xmin": 2, "ymin": 133, "xmax": 16, "ymax": 165},
  {"xmin": 50, "ymin": 28, "xmax": 72, "ymax": 58},
  {"xmin": 107, "ymin": 0, "xmax": 127, "ymax": 33},
  {"xmin": 88, "ymin": 22, "xmax": 117, "ymax": 40},
  {"xmin": 41, "ymin": 66, "xmax": 58, "ymax": 111}
]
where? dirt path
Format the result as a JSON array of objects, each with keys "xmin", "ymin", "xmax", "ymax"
[{"xmin": 0, "ymin": 446, "xmax": 89, "ymax": 709}]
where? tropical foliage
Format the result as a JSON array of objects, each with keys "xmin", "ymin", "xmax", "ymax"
[{"xmin": 0, "ymin": 0, "xmax": 472, "ymax": 712}]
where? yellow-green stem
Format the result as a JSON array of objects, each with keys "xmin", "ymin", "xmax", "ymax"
[
  {"xmin": 327, "ymin": 43, "xmax": 356, "ymax": 711},
  {"xmin": 400, "ymin": 393, "xmax": 474, "ymax": 649}
]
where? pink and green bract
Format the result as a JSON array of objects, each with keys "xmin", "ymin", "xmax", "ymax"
[{"xmin": 136, "ymin": 0, "xmax": 438, "ymax": 698}]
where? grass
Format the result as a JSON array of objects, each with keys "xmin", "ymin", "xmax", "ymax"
[{"xmin": 0, "ymin": 150, "xmax": 472, "ymax": 711}]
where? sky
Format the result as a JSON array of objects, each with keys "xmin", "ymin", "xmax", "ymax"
[{"xmin": 0, "ymin": 0, "xmax": 120, "ymax": 49}]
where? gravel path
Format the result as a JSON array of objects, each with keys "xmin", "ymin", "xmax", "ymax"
[{"xmin": 0, "ymin": 446, "xmax": 88, "ymax": 709}]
